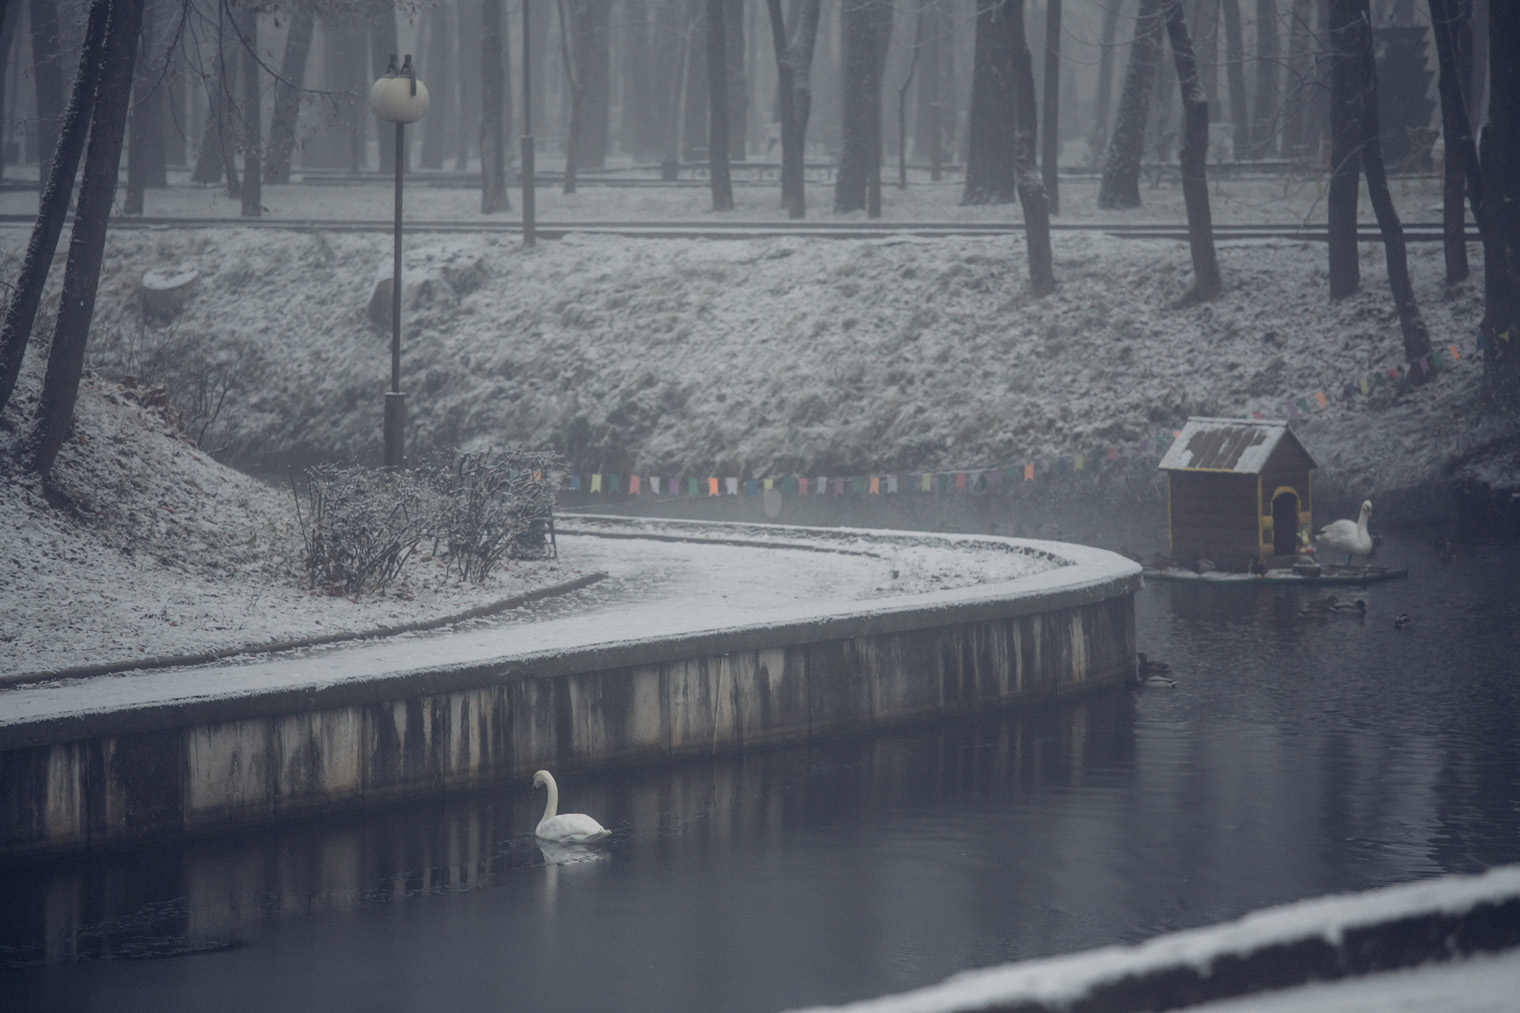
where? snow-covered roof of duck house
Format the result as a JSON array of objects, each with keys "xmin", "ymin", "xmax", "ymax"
[{"xmin": 1159, "ymin": 417, "xmax": 1318, "ymax": 572}]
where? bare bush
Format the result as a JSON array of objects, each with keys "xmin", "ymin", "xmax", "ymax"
[
  {"xmin": 426, "ymin": 448, "xmax": 563, "ymax": 584},
  {"xmin": 293, "ymin": 448, "xmax": 563, "ymax": 595},
  {"xmin": 293, "ymin": 465, "xmax": 431, "ymax": 596}
]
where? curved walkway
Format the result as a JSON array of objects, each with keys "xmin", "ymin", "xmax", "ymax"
[{"xmin": 0, "ymin": 518, "xmax": 1135, "ymax": 749}]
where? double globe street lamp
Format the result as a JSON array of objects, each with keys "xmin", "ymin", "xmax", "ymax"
[{"xmin": 370, "ymin": 55, "xmax": 429, "ymax": 468}]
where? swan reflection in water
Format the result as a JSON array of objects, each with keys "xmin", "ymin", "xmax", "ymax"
[{"xmin": 536, "ymin": 838, "xmax": 608, "ymax": 866}]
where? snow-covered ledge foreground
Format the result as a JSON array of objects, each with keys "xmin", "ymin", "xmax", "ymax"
[
  {"xmin": 786, "ymin": 866, "xmax": 1520, "ymax": 1013},
  {"xmin": 0, "ymin": 518, "xmax": 1139, "ymax": 857}
]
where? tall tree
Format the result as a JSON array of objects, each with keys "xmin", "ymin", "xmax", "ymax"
[
  {"xmin": 264, "ymin": 0, "xmax": 314, "ymax": 182},
  {"xmin": 1220, "ymin": 0, "xmax": 1250, "ymax": 156},
  {"xmin": 1327, "ymin": 0, "xmax": 1359, "ymax": 297},
  {"xmin": 1328, "ymin": 0, "xmax": 1430, "ymax": 360},
  {"xmin": 1007, "ymin": 0, "xmax": 1053, "ymax": 294},
  {"xmin": 1164, "ymin": 0, "xmax": 1222, "ymax": 299},
  {"xmin": 237, "ymin": 1, "xmax": 260, "ymax": 217},
  {"xmin": 1039, "ymin": 0, "xmax": 1060, "ymax": 213},
  {"xmin": 368, "ymin": 0, "xmax": 399, "ymax": 175},
  {"xmin": 1250, "ymin": 0, "xmax": 1279, "ymax": 156},
  {"xmin": 766, "ymin": 0, "xmax": 821, "ymax": 216},
  {"xmin": 27, "ymin": 0, "xmax": 66, "ymax": 188},
  {"xmin": 0, "ymin": 0, "xmax": 110, "ymax": 419},
  {"xmin": 419, "ymin": 2, "xmax": 451, "ymax": 170},
  {"xmin": 1194, "ymin": 0, "xmax": 1220, "ymax": 119},
  {"xmin": 1281, "ymin": 0, "xmax": 1313, "ymax": 155},
  {"xmin": 125, "ymin": 0, "xmax": 169, "ymax": 213},
  {"xmin": 557, "ymin": 0, "xmax": 591, "ymax": 193},
  {"xmin": 913, "ymin": 0, "xmax": 946, "ymax": 179},
  {"xmin": 1087, "ymin": 0, "xmax": 1123, "ymax": 166},
  {"xmin": 583, "ymin": 0, "xmax": 610, "ymax": 168},
  {"xmin": 1429, "ymin": 0, "xmax": 1483, "ymax": 283},
  {"xmin": 0, "ymin": 1, "xmax": 20, "ymax": 183},
  {"xmin": 707, "ymin": 0, "xmax": 734, "ymax": 209},
  {"xmin": 482, "ymin": 0, "xmax": 510, "ymax": 211},
  {"xmin": 897, "ymin": 0, "xmax": 924, "ymax": 189},
  {"xmin": 964, "ymin": 0, "xmax": 1017, "ymax": 203},
  {"xmin": 835, "ymin": 0, "xmax": 890, "ymax": 213},
  {"xmin": 191, "ymin": 3, "xmax": 239, "ymax": 190},
  {"xmin": 725, "ymin": 0, "xmax": 746, "ymax": 159},
  {"xmin": 32, "ymin": 0, "xmax": 149, "ymax": 473},
  {"xmin": 1478, "ymin": 0, "xmax": 1520, "ymax": 388},
  {"xmin": 1098, "ymin": 0, "xmax": 1164, "ymax": 209}
]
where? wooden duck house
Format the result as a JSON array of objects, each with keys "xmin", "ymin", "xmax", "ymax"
[{"xmin": 1159, "ymin": 417, "xmax": 1318, "ymax": 571}]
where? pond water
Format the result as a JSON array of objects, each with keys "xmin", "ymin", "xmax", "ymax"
[{"xmin": 2, "ymin": 531, "xmax": 1518, "ymax": 1012}]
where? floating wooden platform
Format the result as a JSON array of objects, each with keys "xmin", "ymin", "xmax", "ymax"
[{"xmin": 1144, "ymin": 565, "xmax": 1409, "ymax": 585}]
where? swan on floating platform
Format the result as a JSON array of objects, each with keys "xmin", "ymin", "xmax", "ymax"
[
  {"xmin": 1317, "ymin": 500, "xmax": 1374, "ymax": 567},
  {"xmin": 1135, "ymin": 653, "xmax": 1177, "ymax": 688},
  {"xmin": 531, "ymin": 770, "xmax": 612, "ymax": 844}
]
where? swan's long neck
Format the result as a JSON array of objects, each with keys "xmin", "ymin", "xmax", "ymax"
[
  {"xmin": 540, "ymin": 777, "xmax": 559, "ymax": 823},
  {"xmin": 1358, "ymin": 506, "xmax": 1370, "ymax": 536}
]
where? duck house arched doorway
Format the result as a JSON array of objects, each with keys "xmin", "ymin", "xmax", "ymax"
[{"xmin": 1271, "ymin": 490, "xmax": 1300, "ymax": 556}]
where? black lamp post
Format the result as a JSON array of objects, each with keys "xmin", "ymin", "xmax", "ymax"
[
  {"xmin": 521, "ymin": 0, "xmax": 535, "ymax": 247},
  {"xmin": 370, "ymin": 54, "xmax": 429, "ymax": 468}
]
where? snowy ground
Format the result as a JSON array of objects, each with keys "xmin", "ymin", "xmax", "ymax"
[{"xmin": 0, "ymin": 169, "xmax": 1515, "ymax": 678}]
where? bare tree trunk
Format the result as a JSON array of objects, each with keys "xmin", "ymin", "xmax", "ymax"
[
  {"xmin": 707, "ymin": 0, "xmax": 734, "ymax": 208},
  {"xmin": 775, "ymin": 0, "xmax": 819, "ymax": 216},
  {"xmin": 1221, "ymin": 0, "xmax": 1250, "ymax": 156},
  {"xmin": 1281, "ymin": 0, "xmax": 1313, "ymax": 154},
  {"xmin": 368, "ymin": 0, "xmax": 399, "ymax": 175},
  {"xmin": 1251, "ymin": 0, "xmax": 1279, "ymax": 156},
  {"xmin": 1165, "ymin": 0, "xmax": 1222, "ymax": 299},
  {"xmin": 0, "ymin": 0, "xmax": 20, "ymax": 183},
  {"xmin": 456, "ymin": 0, "xmax": 483, "ymax": 170},
  {"xmin": 1087, "ymin": 0, "xmax": 1123, "ymax": 165},
  {"xmin": 582, "ymin": 0, "xmax": 609, "ymax": 168},
  {"xmin": 1099, "ymin": 0, "xmax": 1164, "ymax": 208},
  {"xmin": 27, "ymin": 0, "xmax": 65, "ymax": 188},
  {"xmin": 192, "ymin": 5, "xmax": 238, "ymax": 191},
  {"xmin": 1327, "ymin": 0, "xmax": 1359, "ymax": 298},
  {"xmin": 264, "ymin": 0, "xmax": 314, "ymax": 183},
  {"xmin": 419, "ymin": 2, "xmax": 451, "ymax": 170},
  {"xmin": 558, "ymin": 0, "xmax": 589, "ymax": 194},
  {"xmin": 1007, "ymin": 0, "xmax": 1053, "ymax": 294},
  {"xmin": 1194, "ymin": 0, "xmax": 1220, "ymax": 118},
  {"xmin": 1040, "ymin": 0, "xmax": 1060, "ymax": 212},
  {"xmin": 32, "ymin": 0, "xmax": 148, "ymax": 474},
  {"xmin": 0, "ymin": 0, "xmax": 109, "ymax": 418},
  {"xmin": 1478, "ymin": 0, "xmax": 1519, "ymax": 387},
  {"xmin": 725, "ymin": 0, "xmax": 746, "ymax": 159},
  {"xmin": 1349, "ymin": 0, "xmax": 1430, "ymax": 364},
  {"xmin": 965, "ymin": 0, "xmax": 1017, "ymax": 203},
  {"xmin": 837, "ymin": 0, "xmax": 889, "ymax": 212},
  {"xmin": 897, "ymin": 1, "xmax": 923, "ymax": 189},
  {"xmin": 915, "ymin": 0, "xmax": 944, "ymax": 178},
  {"xmin": 238, "ymin": 2, "xmax": 261, "ymax": 217},
  {"xmin": 1429, "ymin": 0, "xmax": 1483, "ymax": 283},
  {"xmin": 125, "ymin": 0, "xmax": 158, "ymax": 214},
  {"xmin": 482, "ymin": 0, "xmax": 509, "ymax": 211}
]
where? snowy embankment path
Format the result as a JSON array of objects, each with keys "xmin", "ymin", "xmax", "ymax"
[{"xmin": 0, "ymin": 518, "xmax": 1127, "ymax": 740}]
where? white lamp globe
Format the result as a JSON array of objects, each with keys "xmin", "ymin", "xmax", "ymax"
[{"xmin": 370, "ymin": 75, "xmax": 430, "ymax": 124}]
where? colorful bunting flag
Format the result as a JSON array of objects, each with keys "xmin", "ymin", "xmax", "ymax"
[
  {"xmin": 725, "ymin": 477, "xmax": 738, "ymax": 496},
  {"xmin": 569, "ymin": 474, "xmax": 582, "ymax": 491},
  {"xmin": 1024, "ymin": 462, "xmax": 1034, "ymax": 481},
  {"xmin": 869, "ymin": 476, "xmax": 880, "ymax": 494},
  {"xmin": 629, "ymin": 475, "xmax": 641, "ymax": 495}
]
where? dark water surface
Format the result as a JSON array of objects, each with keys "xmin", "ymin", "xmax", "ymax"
[{"xmin": 3, "ymin": 532, "xmax": 1518, "ymax": 1012}]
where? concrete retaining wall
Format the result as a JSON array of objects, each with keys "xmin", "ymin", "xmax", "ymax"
[{"xmin": 0, "ymin": 528, "xmax": 1138, "ymax": 858}]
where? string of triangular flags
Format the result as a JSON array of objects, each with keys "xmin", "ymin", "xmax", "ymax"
[{"xmin": 561, "ymin": 331, "xmax": 1504, "ymax": 498}]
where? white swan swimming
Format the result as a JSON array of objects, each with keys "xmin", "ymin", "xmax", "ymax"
[
  {"xmin": 1317, "ymin": 499, "xmax": 1373, "ymax": 566},
  {"xmin": 531, "ymin": 770, "xmax": 612, "ymax": 844}
]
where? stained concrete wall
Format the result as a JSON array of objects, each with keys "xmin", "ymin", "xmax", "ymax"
[{"xmin": 1, "ymin": 539, "xmax": 1137, "ymax": 859}]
